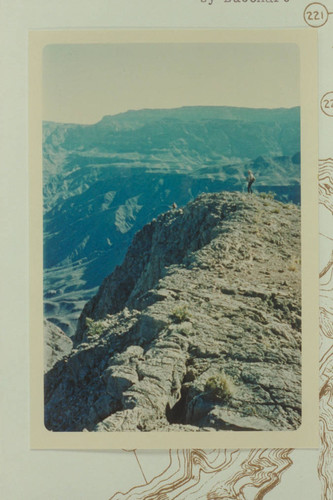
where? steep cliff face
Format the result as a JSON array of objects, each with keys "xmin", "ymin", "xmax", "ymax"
[{"xmin": 45, "ymin": 191, "xmax": 301, "ymax": 432}]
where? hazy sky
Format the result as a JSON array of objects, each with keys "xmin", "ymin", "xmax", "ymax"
[{"xmin": 43, "ymin": 43, "xmax": 300, "ymax": 124}]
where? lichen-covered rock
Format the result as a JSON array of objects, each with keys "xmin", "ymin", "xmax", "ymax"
[{"xmin": 45, "ymin": 191, "xmax": 301, "ymax": 432}]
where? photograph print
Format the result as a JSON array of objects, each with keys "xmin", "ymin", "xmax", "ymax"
[{"xmin": 42, "ymin": 38, "xmax": 303, "ymax": 435}]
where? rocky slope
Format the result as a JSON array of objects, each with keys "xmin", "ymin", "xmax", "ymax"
[
  {"xmin": 44, "ymin": 319, "xmax": 73, "ymax": 372},
  {"xmin": 43, "ymin": 106, "xmax": 300, "ymax": 335},
  {"xmin": 44, "ymin": 191, "xmax": 301, "ymax": 432}
]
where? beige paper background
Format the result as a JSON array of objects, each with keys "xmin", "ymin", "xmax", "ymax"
[
  {"xmin": 1, "ymin": 0, "xmax": 329, "ymax": 498},
  {"xmin": 29, "ymin": 28, "xmax": 318, "ymax": 450}
]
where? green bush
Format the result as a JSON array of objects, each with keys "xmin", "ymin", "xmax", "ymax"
[
  {"xmin": 86, "ymin": 317, "xmax": 104, "ymax": 338},
  {"xmin": 171, "ymin": 305, "xmax": 191, "ymax": 323},
  {"xmin": 205, "ymin": 373, "xmax": 234, "ymax": 402}
]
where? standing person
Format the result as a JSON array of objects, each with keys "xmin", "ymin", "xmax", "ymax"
[{"xmin": 247, "ymin": 170, "xmax": 256, "ymax": 194}]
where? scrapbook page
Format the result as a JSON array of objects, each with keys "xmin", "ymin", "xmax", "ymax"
[{"xmin": 1, "ymin": 0, "xmax": 332, "ymax": 498}]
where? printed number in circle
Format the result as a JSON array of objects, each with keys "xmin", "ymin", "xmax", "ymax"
[
  {"xmin": 320, "ymin": 93, "xmax": 333, "ymax": 117},
  {"xmin": 304, "ymin": 3, "xmax": 329, "ymax": 27}
]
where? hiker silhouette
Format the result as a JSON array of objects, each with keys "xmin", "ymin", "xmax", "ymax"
[{"xmin": 247, "ymin": 170, "xmax": 256, "ymax": 194}]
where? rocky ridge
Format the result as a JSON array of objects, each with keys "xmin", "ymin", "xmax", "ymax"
[{"xmin": 44, "ymin": 191, "xmax": 301, "ymax": 432}]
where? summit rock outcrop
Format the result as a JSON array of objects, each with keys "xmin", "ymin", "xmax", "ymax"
[{"xmin": 44, "ymin": 191, "xmax": 301, "ymax": 432}]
